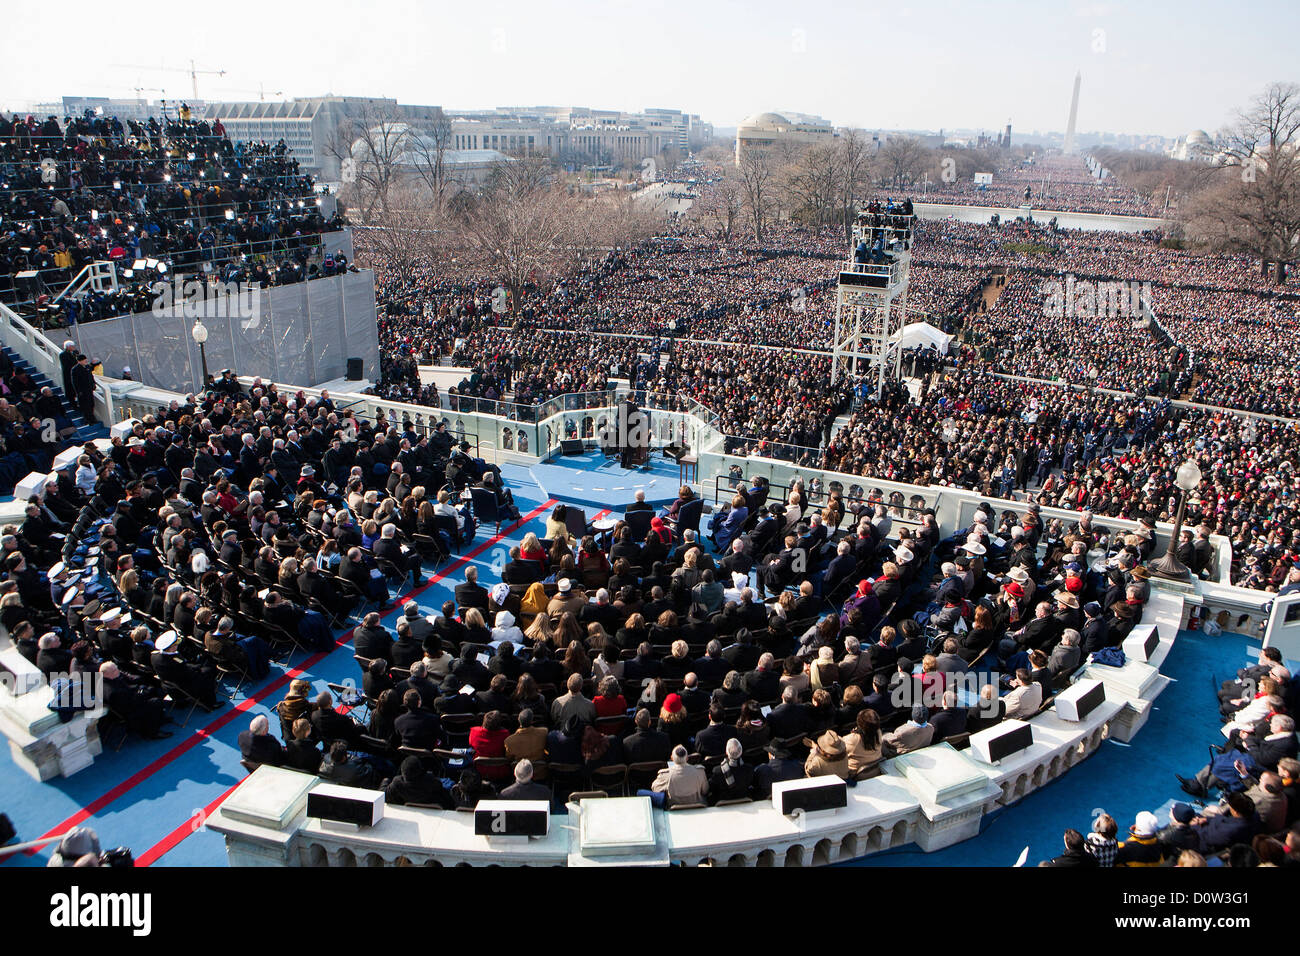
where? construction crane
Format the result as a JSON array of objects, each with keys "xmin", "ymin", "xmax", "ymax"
[{"xmin": 115, "ymin": 59, "xmax": 227, "ymax": 101}]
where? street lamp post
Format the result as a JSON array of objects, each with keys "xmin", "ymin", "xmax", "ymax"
[
  {"xmin": 1150, "ymin": 459, "xmax": 1202, "ymax": 580},
  {"xmin": 191, "ymin": 319, "xmax": 210, "ymax": 389}
]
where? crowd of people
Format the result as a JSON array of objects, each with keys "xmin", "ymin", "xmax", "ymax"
[
  {"xmin": 0, "ymin": 109, "xmax": 349, "ymax": 327},
  {"xmin": 907, "ymin": 153, "xmax": 1163, "ymax": 217},
  {"xmin": 1041, "ymin": 641, "xmax": 1299, "ymax": 867}
]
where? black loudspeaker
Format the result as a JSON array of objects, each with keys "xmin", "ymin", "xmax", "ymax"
[
  {"xmin": 346, "ymin": 357, "xmax": 363, "ymax": 381},
  {"xmin": 970, "ymin": 719, "xmax": 1034, "ymax": 764},
  {"xmin": 560, "ymin": 439, "xmax": 585, "ymax": 456},
  {"xmin": 306, "ymin": 785, "xmax": 384, "ymax": 826},
  {"xmin": 1055, "ymin": 679, "xmax": 1106, "ymax": 722},
  {"xmin": 473, "ymin": 800, "xmax": 550, "ymax": 836},
  {"xmin": 771, "ymin": 777, "xmax": 848, "ymax": 815}
]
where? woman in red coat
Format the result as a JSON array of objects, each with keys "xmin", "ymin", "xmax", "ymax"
[
  {"xmin": 592, "ymin": 676, "xmax": 628, "ymax": 720},
  {"xmin": 468, "ymin": 710, "xmax": 512, "ymax": 782}
]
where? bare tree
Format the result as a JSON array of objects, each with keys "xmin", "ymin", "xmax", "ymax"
[
  {"xmin": 876, "ymin": 135, "xmax": 929, "ymax": 189},
  {"xmin": 453, "ymin": 157, "xmax": 610, "ymax": 310},
  {"xmin": 405, "ymin": 107, "xmax": 458, "ymax": 211},
  {"xmin": 838, "ymin": 129, "xmax": 873, "ymax": 243},
  {"xmin": 736, "ymin": 146, "xmax": 777, "ymax": 243},
  {"xmin": 352, "ymin": 186, "xmax": 449, "ymax": 281},
  {"xmin": 693, "ymin": 168, "xmax": 744, "ymax": 241},
  {"xmin": 782, "ymin": 141, "xmax": 843, "ymax": 229},
  {"xmin": 1187, "ymin": 82, "xmax": 1300, "ymax": 283},
  {"xmin": 323, "ymin": 101, "xmax": 410, "ymax": 222}
]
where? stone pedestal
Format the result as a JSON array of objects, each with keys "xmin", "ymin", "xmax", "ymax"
[{"xmin": 889, "ymin": 744, "xmax": 1000, "ymax": 851}]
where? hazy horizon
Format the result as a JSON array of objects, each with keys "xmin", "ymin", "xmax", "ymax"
[{"xmin": 2, "ymin": 0, "xmax": 1295, "ymax": 139}]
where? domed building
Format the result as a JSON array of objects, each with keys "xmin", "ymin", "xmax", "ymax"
[
  {"xmin": 735, "ymin": 110, "xmax": 836, "ymax": 164},
  {"xmin": 1170, "ymin": 129, "xmax": 1216, "ymax": 162}
]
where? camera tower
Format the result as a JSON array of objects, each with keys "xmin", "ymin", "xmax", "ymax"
[{"xmin": 831, "ymin": 208, "xmax": 915, "ymax": 397}]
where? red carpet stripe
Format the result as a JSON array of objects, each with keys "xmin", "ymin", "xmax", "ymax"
[{"xmin": 30, "ymin": 498, "xmax": 556, "ymax": 858}]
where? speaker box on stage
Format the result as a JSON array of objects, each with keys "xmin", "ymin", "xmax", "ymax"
[
  {"xmin": 1054, "ymin": 678, "xmax": 1106, "ymax": 722},
  {"xmin": 1122, "ymin": 625, "xmax": 1160, "ymax": 662},
  {"xmin": 771, "ymin": 776, "xmax": 847, "ymax": 816},
  {"xmin": 346, "ymin": 357, "xmax": 363, "ymax": 381},
  {"xmin": 560, "ymin": 439, "xmax": 585, "ymax": 456},
  {"xmin": 306, "ymin": 783, "xmax": 384, "ymax": 827},
  {"xmin": 969, "ymin": 719, "xmax": 1034, "ymax": 765},
  {"xmin": 474, "ymin": 799, "xmax": 550, "ymax": 838}
]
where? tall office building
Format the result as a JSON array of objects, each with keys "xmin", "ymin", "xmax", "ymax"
[{"xmin": 1063, "ymin": 72, "xmax": 1081, "ymax": 153}]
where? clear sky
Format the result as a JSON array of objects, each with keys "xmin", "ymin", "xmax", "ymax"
[{"xmin": 2, "ymin": 0, "xmax": 1294, "ymax": 137}]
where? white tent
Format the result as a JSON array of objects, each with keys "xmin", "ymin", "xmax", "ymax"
[{"xmin": 890, "ymin": 321, "xmax": 953, "ymax": 354}]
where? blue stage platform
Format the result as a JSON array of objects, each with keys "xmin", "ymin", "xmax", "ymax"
[{"xmin": 516, "ymin": 450, "xmax": 684, "ymax": 511}]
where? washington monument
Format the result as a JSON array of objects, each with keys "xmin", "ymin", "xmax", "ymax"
[{"xmin": 1063, "ymin": 71, "xmax": 1081, "ymax": 153}]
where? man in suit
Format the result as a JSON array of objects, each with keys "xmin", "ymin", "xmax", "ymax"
[
  {"xmin": 382, "ymin": 757, "xmax": 454, "ymax": 808},
  {"xmin": 883, "ymin": 705, "xmax": 935, "ymax": 755},
  {"xmin": 716, "ymin": 538, "xmax": 754, "ymax": 580},
  {"xmin": 759, "ymin": 534, "xmax": 801, "ymax": 599},
  {"xmin": 625, "ymin": 489, "xmax": 654, "ymax": 514},
  {"xmin": 743, "ymin": 652, "xmax": 781, "ymax": 701},
  {"xmin": 624, "ymin": 642, "xmax": 663, "ymax": 683},
  {"xmin": 692, "ymin": 641, "xmax": 729, "ymax": 686},
  {"xmin": 1191, "ymin": 527, "xmax": 1214, "ymax": 579},
  {"xmin": 934, "ymin": 637, "xmax": 968, "ymax": 674},
  {"xmin": 310, "ymin": 691, "xmax": 363, "ymax": 747},
  {"xmin": 767, "ymin": 686, "xmax": 812, "ymax": 740},
  {"xmin": 693, "ymin": 703, "xmax": 739, "ymax": 757},
  {"xmin": 623, "ymin": 708, "xmax": 672, "ymax": 764},
  {"xmin": 862, "ymin": 672, "xmax": 896, "ymax": 719},
  {"xmin": 823, "ymin": 540, "xmax": 857, "ymax": 600},
  {"xmin": 394, "ymin": 690, "xmax": 443, "ymax": 749},
  {"xmin": 353, "ymin": 612, "xmax": 394, "ymax": 663},
  {"xmin": 455, "ymin": 565, "xmax": 490, "ymax": 613},
  {"xmin": 297, "ymin": 557, "xmax": 344, "ymax": 619},
  {"xmin": 720, "ymin": 628, "xmax": 760, "ymax": 673},
  {"xmin": 929, "ymin": 691, "xmax": 969, "ymax": 741},
  {"xmin": 340, "ymin": 546, "xmax": 388, "ymax": 602},
  {"xmin": 500, "ymin": 759, "xmax": 552, "ymax": 801},
  {"xmin": 1048, "ymin": 629, "xmax": 1082, "ymax": 678},
  {"xmin": 150, "ymin": 632, "xmax": 219, "ymax": 709},
  {"xmin": 394, "ymin": 660, "xmax": 442, "ymax": 707},
  {"xmin": 550, "ymin": 673, "xmax": 596, "ymax": 728},
  {"xmin": 1001, "ymin": 668, "xmax": 1043, "ymax": 720},
  {"xmin": 374, "ymin": 524, "xmax": 424, "ymax": 588},
  {"xmin": 238, "ymin": 715, "xmax": 285, "ymax": 766},
  {"xmin": 502, "ymin": 547, "xmax": 543, "ymax": 585},
  {"xmin": 678, "ymin": 672, "xmax": 711, "ymax": 716}
]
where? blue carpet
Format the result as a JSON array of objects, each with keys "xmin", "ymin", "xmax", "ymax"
[{"xmin": 525, "ymin": 451, "xmax": 683, "ymax": 510}]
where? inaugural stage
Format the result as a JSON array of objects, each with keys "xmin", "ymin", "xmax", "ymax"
[{"xmin": 521, "ymin": 449, "xmax": 683, "ymax": 511}]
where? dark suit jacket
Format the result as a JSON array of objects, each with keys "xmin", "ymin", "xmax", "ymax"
[
  {"xmin": 929, "ymin": 707, "xmax": 969, "ymax": 741},
  {"xmin": 623, "ymin": 728, "xmax": 672, "ymax": 764},
  {"xmin": 455, "ymin": 582, "xmax": 490, "ymax": 611},
  {"xmin": 767, "ymin": 701, "xmax": 812, "ymax": 740},
  {"xmin": 694, "ymin": 722, "xmax": 739, "ymax": 757},
  {"xmin": 394, "ymin": 709, "xmax": 443, "ymax": 749},
  {"xmin": 238, "ymin": 731, "xmax": 285, "ymax": 766}
]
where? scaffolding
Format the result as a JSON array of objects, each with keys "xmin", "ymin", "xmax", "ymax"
[{"xmin": 831, "ymin": 211, "xmax": 914, "ymax": 397}]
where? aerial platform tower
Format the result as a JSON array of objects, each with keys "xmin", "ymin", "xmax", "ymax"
[{"xmin": 831, "ymin": 207, "xmax": 915, "ymax": 397}]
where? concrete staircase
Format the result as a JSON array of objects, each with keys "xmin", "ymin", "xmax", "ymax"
[{"xmin": 1, "ymin": 344, "xmax": 109, "ymax": 448}]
